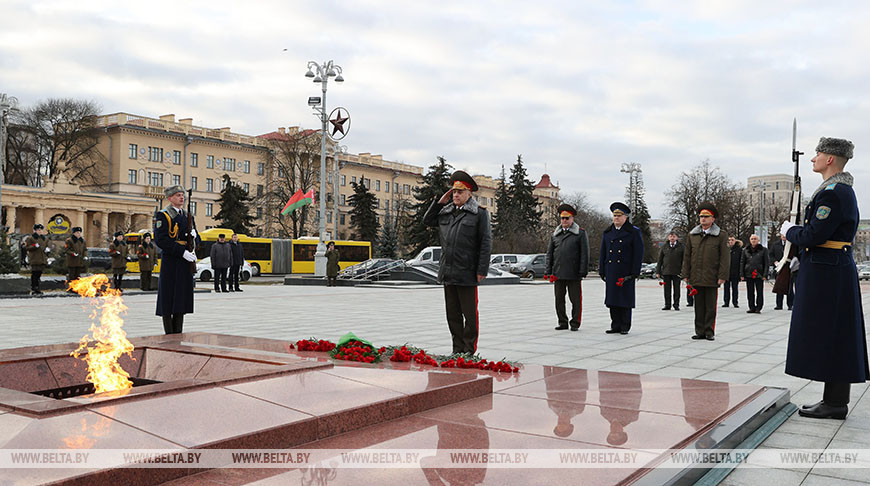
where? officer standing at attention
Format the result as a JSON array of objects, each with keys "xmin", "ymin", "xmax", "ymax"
[
  {"xmin": 545, "ymin": 203, "xmax": 590, "ymax": 331},
  {"xmin": 64, "ymin": 227, "xmax": 86, "ymax": 287},
  {"xmin": 155, "ymin": 185, "xmax": 201, "ymax": 334},
  {"xmin": 599, "ymin": 202, "xmax": 644, "ymax": 335},
  {"xmin": 109, "ymin": 231, "xmax": 128, "ymax": 290},
  {"xmin": 423, "ymin": 170, "xmax": 492, "ymax": 355},
  {"xmin": 656, "ymin": 231, "xmax": 685, "ymax": 311},
  {"xmin": 780, "ymin": 137, "xmax": 868, "ymax": 419},
  {"xmin": 682, "ymin": 202, "xmax": 729, "ymax": 341},
  {"xmin": 24, "ymin": 223, "xmax": 50, "ymax": 295}
]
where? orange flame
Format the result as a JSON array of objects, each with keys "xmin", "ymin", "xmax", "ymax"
[{"xmin": 69, "ymin": 275, "xmax": 134, "ymax": 393}]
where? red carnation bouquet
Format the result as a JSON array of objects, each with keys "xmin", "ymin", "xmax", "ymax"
[
  {"xmin": 752, "ymin": 269, "xmax": 758, "ymax": 278},
  {"xmin": 686, "ymin": 284, "xmax": 698, "ymax": 296},
  {"xmin": 293, "ymin": 338, "xmax": 336, "ymax": 352},
  {"xmin": 543, "ymin": 274, "xmax": 557, "ymax": 283}
]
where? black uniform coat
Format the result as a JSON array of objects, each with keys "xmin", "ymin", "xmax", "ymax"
[
  {"xmin": 155, "ymin": 206, "xmax": 201, "ymax": 316},
  {"xmin": 656, "ymin": 240, "xmax": 685, "ymax": 276},
  {"xmin": 546, "ymin": 223, "xmax": 589, "ymax": 280},
  {"xmin": 230, "ymin": 241, "xmax": 245, "ymax": 266},
  {"xmin": 598, "ymin": 224, "xmax": 644, "ymax": 308},
  {"xmin": 785, "ymin": 173, "xmax": 869, "ymax": 383},
  {"xmin": 423, "ymin": 197, "xmax": 492, "ymax": 286},
  {"xmin": 728, "ymin": 242, "xmax": 744, "ymax": 280}
]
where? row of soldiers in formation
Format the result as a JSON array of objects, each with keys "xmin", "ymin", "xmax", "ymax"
[{"xmin": 23, "ymin": 225, "xmax": 157, "ymax": 295}]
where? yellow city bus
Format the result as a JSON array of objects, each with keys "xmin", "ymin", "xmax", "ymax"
[
  {"xmin": 291, "ymin": 238, "xmax": 371, "ymax": 274},
  {"xmin": 196, "ymin": 228, "xmax": 288, "ymax": 275},
  {"xmin": 124, "ymin": 231, "xmax": 162, "ymax": 273}
]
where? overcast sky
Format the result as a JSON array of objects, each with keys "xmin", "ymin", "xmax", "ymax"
[{"xmin": 2, "ymin": 0, "xmax": 869, "ymax": 220}]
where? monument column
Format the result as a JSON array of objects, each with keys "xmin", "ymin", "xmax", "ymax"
[
  {"xmin": 100, "ymin": 212, "xmax": 109, "ymax": 242},
  {"xmin": 5, "ymin": 205, "xmax": 15, "ymax": 233},
  {"xmin": 34, "ymin": 207, "xmax": 45, "ymax": 228},
  {"xmin": 75, "ymin": 210, "xmax": 85, "ymax": 232}
]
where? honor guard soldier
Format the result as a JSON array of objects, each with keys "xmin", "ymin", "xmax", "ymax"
[
  {"xmin": 682, "ymin": 202, "xmax": 729, "ymax": 341},
  {"xmin": 109, "ymin": 231, "xmax": 128, "ymax": 290},
  {"xmin": 424, "ymin": 170, "xmax": 492, "ymax": 354},
  {"xmin": 137, "ymin": 233, "xmax": 157, "ymax": 291},
  {"xmin": 64, "ymin": 227, "xmax": 86, "ymax": 287},
  {"xmin": 545, "ymin": 203, "xmax": 589, "ymax": 331},
  {"xmin": 24, "ymin": 223, "xmax": 49, "ymax": 295},
  {"xmin": 155, "ymin": 185, "xmax": 200, "ymax": 334},
  {"xmin": 599, "ymin": 202, "xmax": 644, "ymax": 335},
  {"xmin": 780, "ymin": 137, "xmax": 868, "ymax": 419}
]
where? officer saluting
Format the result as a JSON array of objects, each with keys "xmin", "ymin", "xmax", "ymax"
[
  {"xmin": 599, "ymin": 202, "xmax": 644, "ymax": 335},
  {"xmin": 780, "ymin": 137, "xmax": 869, "ymax": 419},
  {"xmin": 545, "ymin": 203, "xmax": 589, "ymax": 331},
  {"xmin": 155, "ymin": 185, "xmax": 201, "ymax": 334}
]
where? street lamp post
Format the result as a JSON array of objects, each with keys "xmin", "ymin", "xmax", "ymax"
[
  {"xmin": 0, "ymin": 93, "xmax": 20, "ymax": 229},
  {"xmin": 305, "ymin": 60, "xmax": 344, "ymax": 276},
  {"xmin": 620, "ymin": 162, "xmax": 642, "ymax": 215},
  {"xmin": 330, "ymin": 144, "xmax": 347, "ymax": 240},
  {"xmin": 751, "ymin": 180, "xmax": 771, "ymax": 243}
]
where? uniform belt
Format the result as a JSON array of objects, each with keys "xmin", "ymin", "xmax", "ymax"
[
  {"xmin": 816, "ymin": 240, "xmax": 852, "ymax": 250},
  {"xmin": 175, "ymin": 240, "xmax": 187, "ymax": 244}
]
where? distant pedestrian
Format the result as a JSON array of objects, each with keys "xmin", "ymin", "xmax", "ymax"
[
  {"xmin": 723, "ymin": 236, "xmax": 743, "ymax": 308},
  {"xmin": 545, "ymin": 203, "xmax": 589, "ymax": 331},
  {"xmin": 210, "ymin": 233, "xmax": 232, "ymax": 293},
  {"xmin": 682, "ymin": 202, "xmax": 729, "ymax": 341},
  {"xmin": 109, "ymin": 231, "xmax": 128, "ymax": 291},
  {"xmin": 423, "ymin": 170, "xmax": 492, "ymax": 354},
  {"xmin": 599, "ymin": 202, "xmax": 644, "ymax": 335},
  {"xmin": 656, "ymin": 231, "xmax": 684, "ymax": 311},
  {"xmin": 742, "ymin": 234, "xmax": 770, "ymax": 313},
  {"xmin": 24, "ymin": 224, "xmax": 49, "ymax": 295},
  {"xmin": 325, "ymin": 241, "xmax": 340, "ymax": 287},
  {"xmin": 780, "ymin": 136, "xmax": 868, "ymax": 420},
  {"xmin": 229, "ymin": 233, "xmax": 245, "ymax": 292},
  {"xmin": 771, "ymin": 234, "xmax": 794, "ymax": 310},
  {"xmin": 137, "ymin": 233, "xmax": 157, "ymax": 291},
  {"xmin": 64, "ymin": 227, "xmax": 86, "ymax": 288}
]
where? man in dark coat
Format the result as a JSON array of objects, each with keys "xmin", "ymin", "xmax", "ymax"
[
  {"xmin": 24, "ymin": 224, "xmax": 49, "ymax": 295},
  {"xmin": 155, "ymin": 185, "xmax": 201, "ymax": 334},
  {"xmin": 780, "ymin": 136, "xmax": 868, "ymax": 419},
  {"xmin": 109, "ymin": 231, "xmax": 128, "ymax": 290},
  {"xmin": 545, "ymin": 203, "xmax": 589, "ymax": 331},
  {"xmin": 599, "ymin": 202, "xmax": 644, "ymax": 335},
  {"xmin": 423, "ymin": 170, "xmax": 492, "ymax": 354},
  {"xmin": 229, "ymin": 233, "xmax": 245, "ymax": 292},
  {"xmin": 64, "ymin": 227, "xmax": 86, "ymax": 287},
  {"xmin": 723, "ymin": 236, "xmax": 743, "ymax": 308},
  {"xmin": 210, "ymin": 233, "xmax": 232, "ymax": 293},
  {"xmin": 770, "ymin": 234, "xmax": 794, "ymax": 310},
  {"xmin": 137, "ymin": 233, "xmax": 157, "ymax": 291},
  {"xmin": 656, "ymin": 231, "xmax": 684, "ymax": 310},
  {"xmin": 325, "ymin": 241, "xmax": 340, "ymax": 287},
  {"xmin": 742, "ymin": 234, "xmax": 770, "ymax": 314},
  {"xmin": 682, "ymin": 202, "xmax": 729, "ymax": 341}
]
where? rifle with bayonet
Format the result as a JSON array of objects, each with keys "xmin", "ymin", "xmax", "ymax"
[
  {"xmin": 186, "ymin": 188, "xmax": 197, "ymax": 274},
  {"xmin": 773, "ymin": 118, "xmax": 803, "ymax": 295}
]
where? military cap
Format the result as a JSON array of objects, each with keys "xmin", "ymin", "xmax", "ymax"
[
  {"xmin": 142, "ymin": 232, "xmax": 152, "ymax": 239},
  {"xmin": 327, "ymin": 240, "xmax": 335, "ymax": 246},
  {"xmin": 114, "ymin": 231, "xmax": 124, "ymax": 237},
  {"xmin": 218, "ymin": 233, "xmax": 226, "ymax": 238},
  {"xmin": 609, "ymin": 202, "xmax": 631, "ymax": 216},
  {"xmin": 164, "ymin": 185, "xmax": 185, "ymax": 197},
  {"xmin": 697, "ymin": 201, "xmax": 718, "ymax": 218},
  {"xmin": 557, "ymin": 203, "xmax": 577, "ymax": 217},
  {"xmin": 33, "ymin": 223, "xmax": 44, "ymax": 230},
  {"xmin": 816, "ymin": 137, "xmax": 854, "ymax": 160},
  {"xmin": 449, "ymin": 170, "xmax": 479, "ymax": 192},
  {"xmin": 71, "ymin": 226, "xmax": 82, "ymax": 233}
]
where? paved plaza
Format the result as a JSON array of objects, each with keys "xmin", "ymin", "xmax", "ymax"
[{"xmin": 2, "ymin": 278, "xmax": 869, "ymax": 485}]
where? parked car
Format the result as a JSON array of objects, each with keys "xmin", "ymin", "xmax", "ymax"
[
  {"xmin": 195, "ymin": 257, "xmax": 253, "ymax": 282},
  {"xmin": 859, "ymin": 264, "xmax": 870, "ymax": 281},
  {"xmin": 640, "ymin": 263, "xmax": 657, "ymax": 278},
  {"xmin": 342, "ymin": 258, "xmax": 403, "ymax": 278},
  {"xmin": 86, "ymin": 248, "xmax": 113, "ymax": 271},
  {"xmin": 490, "ymin": 254, "xmax": 521, "ymax": 271},
  {"xmin": 510, "ymin": 254, "xmax": 547, "ymax": 279},
  {"xmin": 406, "ymin": 246, "xmax": 442, "ymax": 267}
]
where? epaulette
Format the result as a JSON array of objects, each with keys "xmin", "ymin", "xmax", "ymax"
[{"xmin": 825, "ymin": 183, "xmax": 837, "ymax": 190}]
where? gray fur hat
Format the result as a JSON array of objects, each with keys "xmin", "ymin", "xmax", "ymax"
[
  {"xmin": 815, "ymin": 137, "xmax": 854, "ymax": 159},
  {"xmin": 164, "ymin": 185, "xmax": 185, "ymax": 197}
]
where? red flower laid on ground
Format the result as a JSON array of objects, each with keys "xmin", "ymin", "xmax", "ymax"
[
  {"xmin": 295, "ymin": 339, "xmax": 336, "ymax": 352},
  {"xmin": 331, "ymin": 340, "xmax": 380, "ymax": 363}
]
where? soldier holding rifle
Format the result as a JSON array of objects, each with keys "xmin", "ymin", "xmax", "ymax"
[{"xmin": 155, "ymin": 185, "xmax": 201, "ymax": 334}]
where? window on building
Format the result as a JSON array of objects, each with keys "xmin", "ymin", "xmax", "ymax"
[
  {"xmin": 341, "ymin": 174, "xmax": 346, "ymax": 186},
  {"xmin": 256, "ymin": 207, "xmax": 263, "ymax": 219},
  {"xmin": 277, "ymin": 167, "xmax": 285, "ymax": 178},
  {"xmin": 256, "ymin": 228, "xmax": 263, "ymax": 237},
  {"xmin": 340, "ymin": 194, "xmax": 346, "ymax": 205},
  {"xmin": 148, "ymin": 147, "xmax": 163, "ymax": 162},
  {"xmin": 190, "ymin": 201, "xmax": 197, "ymax": 215},
  {"xmin": 363, "ymin": 178, "xmax": 370, "ymax": 189},
  {"xmin": 771, "ymin": 193, "xmax": 775, "ymax": 203},
  {"xmin": 257, "ymin": 162, "xmax": 264, "ymax": 175},
  {"xmin": 351, "ymin": 176, "xmax": 357, "ymax": 184},
  {"xmin": 327, "ymin": 172, "xmax": 333, "ymax": 184},
  {"xmin": 340, "ymin": 214, "xmax": 346, "ymax": 225},
  {"xmin": 394, "ymin": 182, "xmax": 399, "ymax": 193},
  {"xmin": 173, "ymin": 150, "xmax": 181, "ymax": 165},
  {"xmin": 205, "ymin": 203, "xmax": 212, "ymax": 217},
  {"xmin": 375, "ymin": 180, "xmax": 381, "ymax": 191},
  {"xmin": 257, "ymin": 184, "xmax": 264, "ymax": 196},
  {"xmin": 384, "ymin": 200, "xmax": 389, "ymax": 211},
  {"xmin": 243, "ymin": 183, "xmax": 250, "ymax": 193},
  {"xmin": 327, "ymin": 212, "xmax": 332, "ymax": 223},
  {"xmin": 128, "ymin": 169, "xmax": 137, "ymax": 184},
  {"xmin": 374, "ymin": 198, "xmax": 379, "ymax": 209},
  {"xmin": 242, "ymin": 160, "xmax": 249, "ymax": 173},
  {"xmin": 776, "ymin": 182, "xmax": 780, "ymax": 190},
  {"xmin": 190, "ymin": 153, "xmax": 198, "ymax": 167},
  {"xmin": 403, "ymin": 184, "xmax": 410, "ymax": 195},
  {"xmin": 221, "ymin": 178, "xmax": 228, "ymax": 191},
  {"xmin": 385, "ymin": 181, "xmax": 390, "ymax": 193},
  {"xmin": 129, "ymin": 144, "xmax": 138, "ymax": 159},
  {"xmin": 223, "ymin": 158, "xmax": 235, "ymax": 172},
  {"xmin": 190, "ymin": 176, "xmax": 198, "ymax": 190},
  {"xmin": 173, "ymin": 174, "xmax": 181, "ymax": 186},
  {"xmin": 206, "ymin": 178, "xmax": 214, "ymax": 192},
  {"xmin": 206, "ymin": 155, "xmax": 214, "ymax": 169},
  {"xmin": 147, "ymin": 172, "xmax": 164, "ymax": 186}
]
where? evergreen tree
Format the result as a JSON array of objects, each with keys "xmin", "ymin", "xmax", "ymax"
[
  {"xmin": 214, "ymin": 174, "xmax": 255, "ymax": 234},
  {"xmin": 375, "ymin": 219, "xmax": 399, "ymax": 259},
  {"xmin": 403, "ymin": 156, "xmax": 453, "ymax": 256},
  {"xmin": 631, "ymin": 189, "xmax": 656, "ymax": 263},
  {"xmin": 495, "ymin": 155, "xmax": 542, "ymax": 252},
  {"xmin": 0, "ymin": 230, "xmax": 20, "ymax": 274},
  {"xmin": 348, "ymin": 176, "xmax": 379, "ymax": 243},
  {"xmin": 491, "ymin": 165, "xmax": 512, "ymax": 246}
]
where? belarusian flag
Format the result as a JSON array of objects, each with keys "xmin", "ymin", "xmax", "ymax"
[{"xmin": 281, "ymin": 189, "xmax": 315, "ymax": 215}]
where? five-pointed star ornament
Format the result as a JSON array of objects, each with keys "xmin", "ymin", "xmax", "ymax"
[{"xmin": 329, "ymin": 109, "xmax": 349, "ymax": 136}]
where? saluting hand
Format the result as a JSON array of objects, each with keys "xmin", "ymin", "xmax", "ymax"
[{"xmin": 437, "ymin": 189, "xmax": 453, "ymax": 204}]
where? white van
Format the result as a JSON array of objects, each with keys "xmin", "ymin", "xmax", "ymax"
[{"xmin": 406, "ymin": 246, "xmax": 442, "ymax": 267}]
